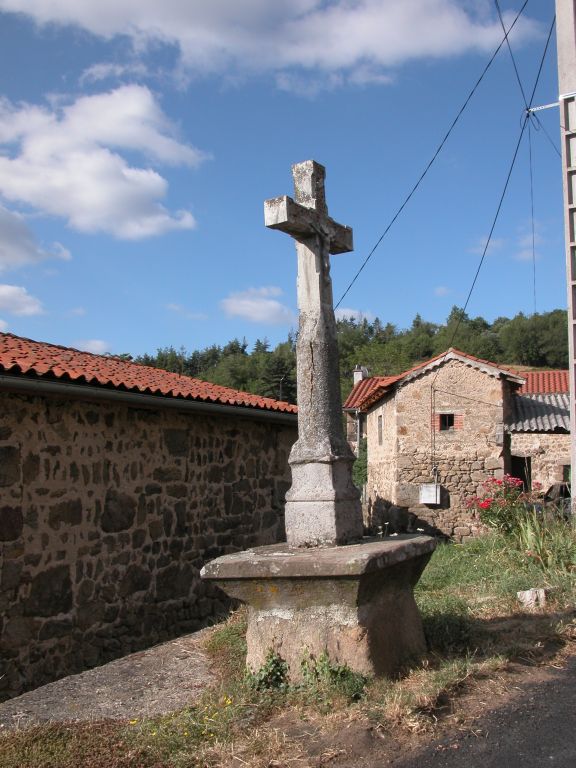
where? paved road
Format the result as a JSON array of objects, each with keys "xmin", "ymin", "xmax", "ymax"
[{"xmin": 393, "ymin": 655, "xmax": 576, "ymax": 768}]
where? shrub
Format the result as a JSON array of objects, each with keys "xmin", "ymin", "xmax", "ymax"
[
  {"xmin": 467, "ymin": 476, "xmax": 576, "ymax": 575},
  {"xmin": 468, "ymin": 474, "xmax": 534, "ymax": 534}
]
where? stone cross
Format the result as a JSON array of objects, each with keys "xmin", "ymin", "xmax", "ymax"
[{"xmin": 264, "ymin": 160, "xmax": 363, "ymax": 547}]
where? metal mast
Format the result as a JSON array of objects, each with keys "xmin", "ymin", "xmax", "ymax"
[{"xmin": 556, "ymin": 0, "xmax": 576, "ymax": 508}]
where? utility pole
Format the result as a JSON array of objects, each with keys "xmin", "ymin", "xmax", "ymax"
[{"xmin": 556, "ymin": 0, "xmax": 576, "ymax": 510}]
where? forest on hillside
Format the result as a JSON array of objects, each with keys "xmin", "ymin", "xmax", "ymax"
[{"xmin": 133, "ymin": 307, "xmax": 568, "ymax": 405}]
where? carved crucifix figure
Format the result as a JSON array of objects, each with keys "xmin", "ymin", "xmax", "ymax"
[{"xmin": 265, "ymin": 160, "xmax": 363, "ymax": 547}]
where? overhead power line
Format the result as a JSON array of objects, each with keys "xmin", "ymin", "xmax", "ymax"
[
  {"xmin": 430, "ymin": 12, "xmax": 557, "ymax": 386},
  {"xmin": 494, "ymin": 0, "xmax": 529, "ymax": 110},
  {"xmin": 334, "ymin": 0, "xmax": 530, "ymax": 310}
]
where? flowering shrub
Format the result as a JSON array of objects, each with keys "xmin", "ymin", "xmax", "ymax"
[{"xmin": 467, "ymin": 475, "xmax": 541, "ymax": 534}]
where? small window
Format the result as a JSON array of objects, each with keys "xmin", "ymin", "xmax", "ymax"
[
  {"xmin": 563, "ymin": 464, "xmax": 571, "ymax": 483},
  {"xmin": 378, "ymin": 414, "xmax": 383, "ymax": 445},
  {"xmin": 439, "ymin": 413, "xmax": 454, "ymax": 431}
]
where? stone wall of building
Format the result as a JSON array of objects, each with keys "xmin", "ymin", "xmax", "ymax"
[
  {"xmin": 365, "ymin": 395, "xmax": 396, "ymax": 528},
  {"xmin": 510, "ymin": 432, "xmax": 571, "ymax": 489},
  {"xmin": 0, "ymin": 391, "xmax": 296, "ymax": 701},
  {"xmin": 365, "ymin": 360, "xmax": 510, "ymax": 540}
]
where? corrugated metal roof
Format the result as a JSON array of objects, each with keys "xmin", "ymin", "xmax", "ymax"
[
  {"xmin": 0, "ymin": 333, "xmax": 298, "ymax": 415},
  {"xmin": 508, "ymin": 393, "xmax": 570, "ymax": 433}
]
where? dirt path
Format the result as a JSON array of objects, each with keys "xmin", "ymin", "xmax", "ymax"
[{"xmin": 316, "ymin": 651, "xmax": 576, "ymax": 767}]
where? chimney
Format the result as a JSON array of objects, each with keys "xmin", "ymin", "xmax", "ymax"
[{"xmin": 353, "ymin": 365, "xmax": 369, "ymax": 386}]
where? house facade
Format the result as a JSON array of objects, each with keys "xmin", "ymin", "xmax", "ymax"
[
  {"xmin": 508, "ymin": 370, "xmax": 570, "ymax": 489},
  {"xmin": 344, "ymin": 349, "xmax": 570, "ymax": 541},
  {"xmin": 0, "ymin": 333, "xmax": 297, "ymax": 700}
]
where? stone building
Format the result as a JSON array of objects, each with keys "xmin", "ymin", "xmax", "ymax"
[
  {"xmin": 344, "ymin": 349, "xmax": 569, "ymax": 541},
  {"xmin": 508, "ymin": 370, "xmax": 570, "ymax": 489},
  {"xmin": 0, "ymin": 333, "xmax": 297, "ymax": 700}
]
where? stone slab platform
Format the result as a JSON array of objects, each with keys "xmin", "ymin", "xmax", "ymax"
[
  {"xmin": 202, "ymin": 535, "xmax": 436, "ymax": 679},
  {"xmin": 0, "ymin": 629, "xmax": 215, "ymax": 729}
]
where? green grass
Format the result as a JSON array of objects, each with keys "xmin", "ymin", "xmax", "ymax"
[
  {"xmin": 417, "ymin": 533, "xmax": 576, "ymax": 609},
  {"xmin": 2, "ymin": 534, "xmax": 574, "ymax": 767}
]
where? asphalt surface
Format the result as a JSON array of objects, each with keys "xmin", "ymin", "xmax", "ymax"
[{"xmin": 393, "ymin": 654, "xmax": 576, "ymax": 768}]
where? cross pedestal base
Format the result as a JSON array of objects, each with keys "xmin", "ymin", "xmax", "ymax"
[
  {"xmin": 201, "ymin": 535, "xmax": 436, "ymax": 679},
  {"xmin": 284, "ymin": 455, "xmax": 363, "ymax": 547}
]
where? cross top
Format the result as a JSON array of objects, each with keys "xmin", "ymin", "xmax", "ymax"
[
  {"xmin": 264, "ymin": 160, "xmax": 352, "ymax": 254},
  {"xmin": 292, "ymin": 160, "xmax": 327, "ymax": 215},
  {"xmin": 264, "ymin": 160, "xmax": 362, "ymax": 547}
]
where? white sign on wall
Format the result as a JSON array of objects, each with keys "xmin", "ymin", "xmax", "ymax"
[{"xmin": 419, "ymin": 483, "xmax": 441, "ymax": 505}]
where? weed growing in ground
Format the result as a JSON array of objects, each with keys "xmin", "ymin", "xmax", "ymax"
[
  {"xmin": 245, "ymin": 649, "xmax": 289, "ymax": 691},
  {"xmin": 298, "ymin": 651, "xmax": 367, "ymax": 708},
  {"xmin": 418, "ymin": 594, "xmax": 473, "ymax": 653},
  {"xmin": 515, "ymin": 511, "xmax": 576, "ymax": 574},
  {"xmin": 365, "ymin": 655, "xmax": 506, "ymax": 733}
]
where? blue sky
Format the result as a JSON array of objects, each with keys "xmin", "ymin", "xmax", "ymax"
[{"xmin": 0, "ymin": 1, "xmax": 565, "ymax": 357}]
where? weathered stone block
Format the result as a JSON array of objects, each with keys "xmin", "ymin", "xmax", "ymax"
[
  {"xmin": 164, "ymin": 429, "xmax": 189, "ymax": 457},
  {"xmin": 49, "ymin": 499, "xmax": 82, "ymax": 529},
  {"xmin": 1, "ymin": 617, "xmax": 40, "ymax": 647},
  {"xmin": 119, "ymin": 565, "xmax": 152, "ymax": 597},
  {"xmin": 0, "ymin": 506, "xmax": 23, "ymax": 541},
  {"xmin": 101, "ymin": 490, "xmax": 136, "ymax": 532},
  {"xmin": 202, "ymin": 536, "xmax": 436, "ymax": 679},
  {"xmin": 77, "ymin": 600, "xmax": 106, "ymax": 630},
  {"xmin": 22, "ymin": 453, "xmax": 40, "ymax": 483},
  {"xmin": 0, "ymin": 446, "xmax": 20, "ymax": 486},
  {"xmin": 156, "ymin": 564, "xmax": 194, "ymax": 601},
  {"xmin": 1, "ymin": 560, "xmax": 22, "ymax": 591},
  {"xmin": 38, "ymin": 618, "xmax": 74, "ymax": 640},
  {"xmin": 24, "ymin": 565, "xmax": 72, "ymax": 617},
  {"xmin": 152, "ymin": 466, "xmax": 181, "ymax": 482}
]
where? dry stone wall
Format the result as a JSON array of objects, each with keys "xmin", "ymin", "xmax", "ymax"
[
  {"xmin": 510, "ymin": 432, "xmax": 570, "ymax": 489},
  {"xmin": 0, "ymin": 391, "xmax": 296, "ymax": 701}
]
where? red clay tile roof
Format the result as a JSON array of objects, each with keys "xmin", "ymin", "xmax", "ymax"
[
  {"xmin": 519, "ymin": 370, "xmax": 569, "ymax": 394},
  {"xmin": 343, "ymin": 375, "xmax": 400, "ymax": 410},
  {"xmin": 344, "ymin": 348, "xmax": 526, "ymax": 412},
  {"xmin": 0, "ymin": 333, "xmax": 297, "ymax": 415}
]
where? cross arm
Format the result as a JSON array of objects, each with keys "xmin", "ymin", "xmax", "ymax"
[{"xmin": 264, "ymin": 195, "xmax": 353, "ymax": 254}]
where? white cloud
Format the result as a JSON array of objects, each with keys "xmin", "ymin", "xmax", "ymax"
[
  {"xmin": 514, "ymin": 228, "xmax": 543, "ymax": 262},
  {"xmin": 335, "ymin": 307, "xmax": 375, "ymax": 322},
  {"xmin": 0, "ymin": 85, "xmax": 207, "ymax": 239},
  {"xmin": 166, "ymin": 302, "xmax": 207, "ymax": 321},
  {"xmin": 468, "ymin": 236, "xmax": 505, "ymax": 256},
  {"xmin": 0, "ymin": 319, "xmax": 8, "ymax": 331},
  {"xmin": 75, "ymin": 339, "xmax": 111, "ymax": 354},
  {"xmin": 220, "ymin": 286, "xmax": 295, "ymax": 325},
  {"xmin": 0, "ymin": 204, "xmax": 70, "ymax": 270},
  {"xmin": 0, "ymin": 284, "xmax": 43, "ymax": 315},
  {"xmin": 79, "ymin": 61, "xmax": 149, "ymax": 85},
  {"xmin": 0, "ymin": 1, "xmax": 540, "ymax": 88},
  {"xmin": 434, "ymin": 286, "xmax": 450, "ymax": 296}
]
